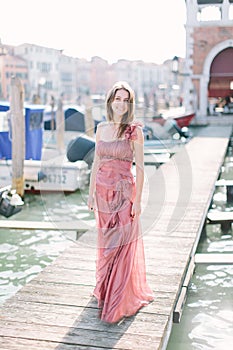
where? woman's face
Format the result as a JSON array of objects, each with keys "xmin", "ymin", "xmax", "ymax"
[{"xmin": 111, "ymin": 89, "xmax": 129, "ymax": 119}]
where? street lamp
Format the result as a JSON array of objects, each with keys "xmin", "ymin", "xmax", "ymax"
[
  {"xmin": 172, "ymin": 56, "xmax": 179, "ymax": 84},
  {"xmin": 37, "ymin": 77, "xmax": 46, "ymax": 104},
  {"xmin": 172, "ymin": 56, "xmax": 180, "ymax": 106},
  {"xmin": 50, "ymin": 95, "xmax": 55, "ymax": 132}
]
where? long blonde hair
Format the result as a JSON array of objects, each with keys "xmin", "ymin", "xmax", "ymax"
[{"xmin": 105, "ymin": 81, "xmax": 135, "ymax": 138}]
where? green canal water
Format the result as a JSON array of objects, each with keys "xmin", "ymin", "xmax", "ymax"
[
  {"xmin": 167, "ymin": 231, "xmax": 233, "ymax": 349},
  {"xmin": 0, "ymin": 140, "xmax": 233, "ymax": 349},
  {"xmin": 0, "ymin": 188, "xmax": 95, "ymax": 302},
  {"xmin": 167, "ymin": 143, "xmax": 233, "ymax": 349}
]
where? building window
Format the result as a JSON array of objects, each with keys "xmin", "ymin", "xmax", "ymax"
[
  {"xmin": 45, "ymin": 81, "xmax": 53, "ymax": 89},
  {"xmin": 230, "ymin": 4, "xmax": 233, "ymax": 19},
  {"xmin": 197, "ymin": 6, "xmax": 222, "ymax": 21},
  {"xmin": 197, "ymin": 1, "xmax": 223, "ymax": 3},
  {"xmin": 61, "ymin": 72, "xmax": 72, "ymax": 82}
]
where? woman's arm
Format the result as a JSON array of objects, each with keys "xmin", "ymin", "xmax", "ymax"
[
  {"xmin": 131, "ymin": 126, "xmax": 144, "ymax": 218},
  {"xmin": 87, "ymin": 124, "xmax": 101, "ymax": 211}
]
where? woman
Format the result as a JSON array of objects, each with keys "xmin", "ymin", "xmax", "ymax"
[{"xmin": 88, "ymin": 81, "xmax": 154, "ymax": 324}]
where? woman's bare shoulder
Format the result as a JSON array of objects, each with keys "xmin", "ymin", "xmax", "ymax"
[
  {"xmin": 96, "ymin": 121, "xmax": 108, "ymax": 140},
  {"xmin": 97, "ymin": 121, "xmax": 108, "ymax": 128}
]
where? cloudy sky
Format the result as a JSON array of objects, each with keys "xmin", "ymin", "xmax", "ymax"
[{"xmin": 1, "ymin": 0, "xmax": 187, "ymax": 64}]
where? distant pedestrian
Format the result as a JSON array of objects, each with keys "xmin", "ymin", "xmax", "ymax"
[{"xmin": 179, "ymin": 96, "xmax": 183, "ymax": 107}]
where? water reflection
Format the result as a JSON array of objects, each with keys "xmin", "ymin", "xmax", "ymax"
[
  {"xmin": 167, "ymin": 135, "xmax": 233, "ymax": 349},
  {"xmin": 167, "ymin": 265, "xmax": 233, "ymax": 350},
  {"xmin": 0, "ymin": 228, "xmax": 69, "ymax": 302},
  {"xmin": 0, "ymin": 190, "xmax": 94, "ymax": 303},
  {"xmin": 198, "ymin": 225, "xmax": 233, "ymax": 254}
]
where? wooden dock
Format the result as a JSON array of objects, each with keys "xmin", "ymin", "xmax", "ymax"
[
  {"xmin": 206, "ymin": 211, "xmax": 233, "ymax": 232},
  {"xmin": 0, "ymin": 220, "xmax": 89, "ymax": 240},
  {"xmin": 0, "ymin": 125, "xmax": 232, "ymax": 350}
]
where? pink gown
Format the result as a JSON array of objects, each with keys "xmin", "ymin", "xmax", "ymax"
[{"xmin": 93, "ymin": 124, "xmax": 154, "ymax": 323}]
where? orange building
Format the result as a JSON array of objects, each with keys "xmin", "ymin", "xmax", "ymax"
[
  {"xmin": 0, "ymin": 49, "xmax": 28, "ymax": 100},
  {"xmin": 185, "ymin": 0, "xmax": 233, "ymax": 123}
]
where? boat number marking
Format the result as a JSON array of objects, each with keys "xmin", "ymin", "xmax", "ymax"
[{"xmin": 42, "ymin": 174, "xmax": 67, "ymax": 184}]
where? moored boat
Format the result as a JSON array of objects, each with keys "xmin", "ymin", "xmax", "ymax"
[
  {"xmin": 152, "ymin": 108, "xmax": 195, "ymax": 128},
  {"xmin": 0, "ymin": 102, "xmax": 91, "ymax": 193},
  {"xmin": 0, "ymin": 158, "xmax": 89, "ymax": 193}
]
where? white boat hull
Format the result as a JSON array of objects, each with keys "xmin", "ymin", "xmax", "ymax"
[{"xmin": 0, "ymin": 158, "xmax": 89, "ymax": 193}]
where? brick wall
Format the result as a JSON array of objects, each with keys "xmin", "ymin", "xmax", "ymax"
[{"xmin": 192, "ymin": 26, "xmax": 233, "ymax": 75}]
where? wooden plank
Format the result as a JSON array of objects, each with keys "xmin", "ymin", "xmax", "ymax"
[
  {"xmin": 134, "ymin": 153, "xmax": 170, "ymax": 166},
  {"xmin": 195, "ymin": 253, "xmax": 233, "ymax": 264},
  {"xmin": 144, "ymin": 148, "xmax": 173, "ymax": 155},
  {"xmin": 207, "ymin": 211, "xmax": 233, "ymax": 223},
  {"xmin": 0, "ymin": 300, "xmax": 168, "ymax": 336},
  {"xmin": 0, "ymin": 220, "xmax": 90, "ymax": 232},
  {"xmin": 0, "ymin": 319, "xmax": 162, "ymax": 350},
  {"xmin": 144, "ymin": 153, "xmax": 170, "ymax": 165},
  {"xmin": 173, "ymin": 287, "xmax": 187, "ymax": 323},
  {"xmin": 0, "ymin": 337, "xmax": 108, "ymax": 350},
  {"xmin": 0, "ymin": 305, "xmax": 170, "ymax": 350},
  {"xmin": 12, "ymin": 282, "xmax": 175, "ymax": 317},
  {"xmin": 215, "ymin": 179, "xmax": 233, "ymax": 187},
  {"xmin": 173, "ymin": 257, "xmax": 195, "ymax": 323}
]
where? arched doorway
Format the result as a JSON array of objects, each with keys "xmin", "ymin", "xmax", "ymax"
[{"xmin": 208, "ymin": 47, "xmax": 233, "ymax": 114}]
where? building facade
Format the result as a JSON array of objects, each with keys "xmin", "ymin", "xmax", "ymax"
[
  {"xmin": 0, "ymin": 41, "xmax": 184, "ymax": 113},
  {"xmin": 13, "ymin": 43, "xmax": 62, "ymax": 104},
  {"xmin": 185, "ymin": 0, "xmax": 233, "ymax": 123},
  {"xmin": 0, "ymin": 43, "xmax": 28, "ymax": 100}
]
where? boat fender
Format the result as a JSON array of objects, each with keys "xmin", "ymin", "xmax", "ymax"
[
  {"xmin": 24, "ymin": 170, "xmax": 47, "ymax": 182},
  {"xmin": 66, "ymin": 136, "xmax": 95, "ymax": 165},
  {"xmin": 38, "ymin": 171, "xmax": 47, "ymax": 182},
  {"xmin": 0, "ymin": 188, "xmax": 23, "ymax": 218}
]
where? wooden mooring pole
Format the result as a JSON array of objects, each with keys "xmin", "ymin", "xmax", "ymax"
[
  {"xmin": 56, "ymin": 97, "xmax": 65, "ymax": 153},
  {"xmin": 10, "ymin": 76, "xmax": 25, "ymax": 197},
  {"xmin": 85, "ymin": 93, "xmax": 95, "ymax": 138}
]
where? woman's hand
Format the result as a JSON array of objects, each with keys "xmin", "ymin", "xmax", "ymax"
[
  {"xmin": 87, "ymin": 195, "xmax": 95, "ymax": 211},
  {"xmin": 131, "ymin": 201, "xmax": 141, "ymax": 219}
]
